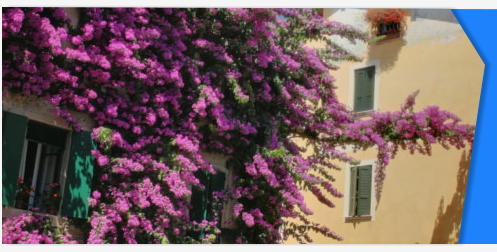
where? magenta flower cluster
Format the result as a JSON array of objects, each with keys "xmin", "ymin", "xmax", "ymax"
[
  {"xmin": 2, "ymin": 212, "xmax": 76, "ymax": 244},
  {"xmin": 2, "ymin": 8, "xmax": 473, "ymax": 244}
]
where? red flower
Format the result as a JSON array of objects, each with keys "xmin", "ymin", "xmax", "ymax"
[
  {"xmin": 366, "ymin": 9, "xmax": 405, "ymax": 24},
  {"xmin": 53, "ymin": 193, "xmax": 59, "ymax": 198},
  {"xmin": 17, "ymin": 178, "xmax": 24, "ymax": 183}
]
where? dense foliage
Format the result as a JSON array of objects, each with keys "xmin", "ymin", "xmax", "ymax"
[{"xmin": 2, "ymin": 8, "xmax": 474, "ymax": 244}]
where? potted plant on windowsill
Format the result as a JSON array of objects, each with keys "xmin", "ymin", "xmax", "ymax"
[
  {"xmin": 365, "ymin": 9, "xmax": 405, "ymax": 42},
  {"xmin": 14, "ymin": 178, "xmax": 33, "ymax": 210},
  {"xmin": 43, "ymin": 182, "xmax": 61, "ymax": 215}
]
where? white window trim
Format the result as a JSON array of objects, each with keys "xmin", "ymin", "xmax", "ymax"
[
  {"xmin": 348, "ymin": 59, "xmax": 381, "ymax": 114},
  {"xmin": 343, "ymin": 159, "xmax": 377, "ymax": 222}
]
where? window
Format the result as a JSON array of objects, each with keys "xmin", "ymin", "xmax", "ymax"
[
  {"xmin": 3, "ymin": 110, "xmax": 95, "ymax": 218},
  {"xmin": 365, "ymin": 9, "xmax": 405, "ymax": 41},
  {"xmin": 16, "ymin": 121, "xmax": 69, "ymax": 213},
  {"xmin": 188, "ymin": 153, "xmax": 237, "ymax": 243},
  {"xmin": 189, "ymin": 168, "xmax": 227, "ymax": 242},
  {"xmin": 346, "ymin": 164, "xmax": 374, "ymax": 222},
  {"xmin": 190, "ymin": 169, "xmax": 227, "ymax": 222},
  {"xmin": 376, "ymin": 21, "xmax": 401, "ymax": 38},
  {"xmin": 353, "ymin": 65, "xmax": 376, "ymax": 113}
]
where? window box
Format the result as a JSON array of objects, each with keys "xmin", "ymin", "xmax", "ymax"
[{"xmin": 366, "ymin": 9, "xmax": 405, "ymax": 42}]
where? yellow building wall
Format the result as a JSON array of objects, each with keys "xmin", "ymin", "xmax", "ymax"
[{"xmin": 285, "ymin": 10, "xmax": 483, "ymax": 244}]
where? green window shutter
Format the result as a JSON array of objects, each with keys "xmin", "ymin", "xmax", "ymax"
[
  {"xmin": 349, "ymin": 166, "xmax": 357, "ymax": 217},
  {"xmin": 190, "ymin": 170, "xmax": 226, "ymax": 222},
  {"xmin": 189, "ymin": 170, "xmax": 226, "ymax": 241},
  {"xmin": 2, "ymin": 112, "xmax": 28, "ymax": 206},
  {"xmin": 61, "ymin": 130, "xmax": 96, "ymax": 218},
  {"xmin": 209, "ymin": 170, "xmax": 226, "ymax": 220},
  {"xmin": 190, "ymin": 171, "xmax": 209, "ymax": 222},
  {"xmin": 355, "ymin": 165, "xmax": 372, "ymax": 216},
  {"xmin": 354, "ymin": 66, "xmax": 375, "ymax": 112}
]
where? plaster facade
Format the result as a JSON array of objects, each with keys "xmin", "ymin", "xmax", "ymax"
[{"xmin": 286, "ymin": 9, "xmax": 483, "ymax": 244}]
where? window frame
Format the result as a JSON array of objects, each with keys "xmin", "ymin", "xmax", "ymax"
[
  {"xmin": 344, "ymin": 159, "xmax": 377, "ymax": 222},
  {"xmin": 2, "ymin": 106, "xmax": 75, "ymax": 217},
  {"xmin": 348, "ymin": 60, "xmax": 381, "ymax": 117},
  {"xmin": 3, "ymin": 92, "xmax": 96, "ymax": 219},
  {"xmin": 189, "ymin": 153, "xmax": 233, "ymax": 227},
  {"xmin": 186, "ymin": 153, "xmax": 237, "ymax": 243},
  {"xmin": 16, "ymin": 119, "xmax": 72, "ymax": 215},
  {"xmin": 375, "ymin": 21, "xmax": 402, "ymax": 40}
]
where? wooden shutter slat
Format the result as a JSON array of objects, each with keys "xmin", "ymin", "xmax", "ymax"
[{"xmin": 2, "ymin": 112, "xmax": 28, "ymax": 206}]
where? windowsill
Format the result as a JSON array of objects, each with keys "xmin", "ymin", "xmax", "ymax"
[
  {"xmin": 2, "ymin": 205, "xmax": 61, "ymax": 221},
  {"xmin": 344, "ymin": 215, "xmax": 372, "ymax": 223},
  {"xmin": 352, "ymin": 110, "xmax": 375, "ymax": 119}
]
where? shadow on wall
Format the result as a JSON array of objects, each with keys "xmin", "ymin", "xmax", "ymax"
[
  {"xmin": 62, "ymin": 155, "xmax": 93, "ymax": 218},
  {"xmin": 367, "ymin": 38, "xmax": 407, "ymax": 73},
  {"xmin": 410, "ymin": 9, "xmax": 459, "ymax": 24},
  {"xmin": 430, "ymin": 150, "xmax": 471, "ymax": 244}
]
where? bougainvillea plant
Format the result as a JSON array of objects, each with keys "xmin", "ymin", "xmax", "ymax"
[
  {"xmin": 2, "ymin": 8, "xmax": 474, "ymax": 244},
  {"xmin": 2, "ymin": 212, "xmax": 76, "ymax": 244}
]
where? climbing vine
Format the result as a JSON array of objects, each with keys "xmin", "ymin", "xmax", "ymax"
[{"xmin": 2, "ymin": 8, "xmax": 474, "ymax": 244}]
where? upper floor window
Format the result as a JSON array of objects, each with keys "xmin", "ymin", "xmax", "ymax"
[
  {"xmin": 353, "ymin": 65, "xmax": 376, "ymax": 112},
  {"xmin": 366, "ymin": 9, "xmax": 405, "ymax": 40}
]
